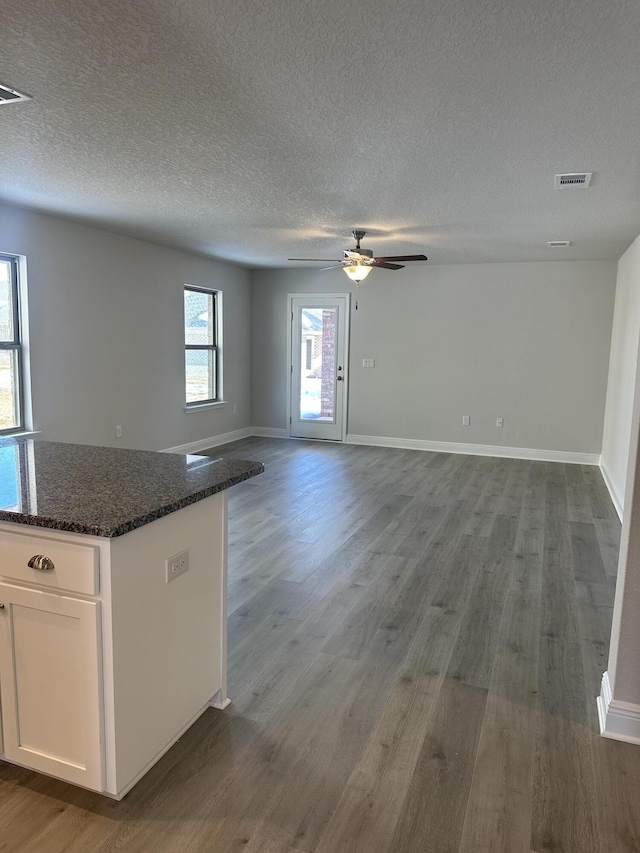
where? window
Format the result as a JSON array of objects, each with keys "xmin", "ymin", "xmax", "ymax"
[
  {"xmin": 184, "ymin": 286, "xmax": 221, "ymax": 406},
  {"xmin": 0, "ymin": 254, "xmax": 25, "ymax": 434}
]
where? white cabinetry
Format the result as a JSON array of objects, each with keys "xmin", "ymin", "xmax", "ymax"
[
  {"xmin": 0, "ymin": 583, "xmax": 104, "ymax": 789},
  {"xmin": 0, "ymin": 491, "xmax": 228, "ymax": 798}
]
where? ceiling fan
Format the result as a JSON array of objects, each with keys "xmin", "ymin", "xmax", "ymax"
[{"xmin": 288, "ymin": 230, "xmax": 428, "ymax": 283}]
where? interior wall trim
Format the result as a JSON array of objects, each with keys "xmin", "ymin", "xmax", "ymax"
[
  {"xmin": 345, "ymin": 433, "xmax": 600, "ymax": 465},
  {"xmin": 599, "ymin": 456, "xmax": 624, "ymax": 521},
  {"xmin": 249, "ymin": 427, "xmax": 290, "ymax": 439},
  {"xmin": 598, "ymin": 671, "xmax": 640, "ymax": 745},
  {"xmin": 162, "ymin": 427, "xmax": 253, "ymax": 455},
  {"xmin": 164, "ymin": 428, "xmax": 602, "ymax": 467}
]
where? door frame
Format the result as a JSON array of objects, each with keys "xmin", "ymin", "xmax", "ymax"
[{"xmin": 286, "ymin": 292, "xmax": 351, "ymax": 442}]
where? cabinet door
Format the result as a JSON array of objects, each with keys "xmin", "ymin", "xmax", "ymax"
[{"xmin": 0, "ymin": 583, "xmax": 104, "ymax": 790}]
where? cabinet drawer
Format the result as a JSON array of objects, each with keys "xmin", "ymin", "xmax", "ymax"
[{"xmin": 0, "ymin": 530, "xmax": 99, "ymax": 595}]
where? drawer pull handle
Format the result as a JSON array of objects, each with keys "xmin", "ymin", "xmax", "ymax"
[{"xmin": 28, "ymin": 555, "xmax": 55, "ymax": 572}]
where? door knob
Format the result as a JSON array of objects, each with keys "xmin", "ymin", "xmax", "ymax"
[{"xmin": 0, "ymin": 604, "xmax": 5, "ymax": 611}]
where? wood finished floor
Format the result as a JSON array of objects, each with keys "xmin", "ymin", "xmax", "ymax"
[{"xmin": 2, "ymin": 438, "xmax": 639, "ymax": 852}]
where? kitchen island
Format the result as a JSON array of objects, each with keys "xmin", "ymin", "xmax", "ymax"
[{"xmin": 0, "ymin": 437, "xmax": 263, "ymax": 798}]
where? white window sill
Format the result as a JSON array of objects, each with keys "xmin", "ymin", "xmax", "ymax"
[
  {"xmin": 1, "ymin": 429, "xmax": 40, "ymax": 439},
  {"xmin": 185, "ymin": 401, "xmax": 227, "ymax": 413}
]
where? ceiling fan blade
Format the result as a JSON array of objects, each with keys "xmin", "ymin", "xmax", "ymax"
[
  {"xmin": 371, "ymin": 261, "xmax": 404, "ymax": 270},
  {"xmin": 320, "ymin": 265, "xmax": 344, "ymax": 271},
  {"xmin": 287, "ymin": 258, "xmax": 342, "ymax": 262},
  {"xmin": 374, "ymin": 254, "xmax": 428, "ymax": 262}
]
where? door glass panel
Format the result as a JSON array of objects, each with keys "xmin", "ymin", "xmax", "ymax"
[{"xmin": 299, "ymin": 307, "xmax": 337, "ymax": 422}]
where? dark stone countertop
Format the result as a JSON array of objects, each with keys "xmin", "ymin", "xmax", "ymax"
[{"xmin": 0, "ymin": 438, "xmax": 264, "ymax": 537}]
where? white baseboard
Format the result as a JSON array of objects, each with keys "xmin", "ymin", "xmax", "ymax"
[
  {"xmin": 345, "ymin": 434, "xmax": 600, "ymax": 466},
  {"xmin": 599, "ymin": 456, "xmax": 624, "ymax": 521},
  {"xmin": 250, "ymin": 426, "xmax": 290, "ymax": 439},
  {"xmin": 163, "ymin": 428, "xmax": 601, "ymax": 467},
  {"xmin": 162, "ymin": 427, "xmax": 253, "ymax": 455},
  {"xmin": 597, "ymin": 671, "xmax": 640, "ymax": 745}
]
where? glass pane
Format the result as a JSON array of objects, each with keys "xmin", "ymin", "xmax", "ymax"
[
  {"xmin": 299, "ymin": 307, "xmax": 336, "ymax": 422},
  {"xmin": 185, "ymin": 348, "xmax": 215, "ymax": 403},
  {"xmin": 184, "ymin": 289, "xmax": 214, "ymax": 346},
  {"xmin": 210, "ymin": 349, "xmax": 217, "ymax": 400},
  {"xmin": 0, "ymin": 259, "xmax": 14, "ymax": 342},
  {"xmin": 0, "ymin": 349, "xmax": 20, "ymax": 430}
]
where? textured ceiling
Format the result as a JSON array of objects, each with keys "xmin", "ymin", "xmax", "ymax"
[{"xmin": 1, "ymin": 0, "xmax": 639, "ymax": 266}]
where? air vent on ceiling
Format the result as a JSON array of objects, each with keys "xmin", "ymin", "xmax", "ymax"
[
  {"xmin": 548, "ymin": 241, "xmax": 572, "ymax": 248},
  {"xmin": 0, "ymin": 83, "xmax": 31, "ymax": 105},
  {"xmin": 554, "ymin": 172, "xmax": 592, "ymax": 189}
]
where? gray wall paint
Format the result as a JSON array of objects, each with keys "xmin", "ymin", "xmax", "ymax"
[
  {"xmin": 601, "ymin": 234, "xmax": 640, "ymax": 512},
  {"xmin": 606, "ymin": 337, "xmax": 640, "ymax": 706},
  {"xmin": 251, "ymin": 261, "xmax": 616, "ymax": 454},
  {"xmin": 0, "ymin": 202, "xmax": 252, "ymax": 450},
  {"xmin": 0, "ymin": 198, "xmax": 619, "ymax": 458}
]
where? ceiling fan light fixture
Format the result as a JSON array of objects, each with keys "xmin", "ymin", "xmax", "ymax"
[
  {"xmin": 343, "ymin": 264, "xmax": 372, "ymax": 283},
  {"xmin": 289, "ymin": 230, "xmax": 427, "ymax": 280}
]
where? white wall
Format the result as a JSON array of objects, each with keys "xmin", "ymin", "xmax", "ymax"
[
  {"xmin": 601, "ymin": 235, "xmax": 640, "ymax": 515},
  {"xmin": 251, "ymin": 261, "xmax": 616, "ymax": 455},
  {"xmin": 0, "ymin": 202, "xmax": 252, "ymax": 450}
]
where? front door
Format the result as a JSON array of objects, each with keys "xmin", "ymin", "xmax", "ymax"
[{"xmin": 289, "ymin": 295, "xmax": 349, "ymax": 441}]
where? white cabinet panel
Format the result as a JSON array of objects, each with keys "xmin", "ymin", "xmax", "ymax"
[
  {"xmin": 0, "ymin": 493, "xmax": 228, "ymax": 797},
  {"xmin": 0, "ymin": 529, "xmax": 99, "ymax": 595},
  {"xmin": 0, "ymin": 583, "xmax": 104, "ymax": 790}
]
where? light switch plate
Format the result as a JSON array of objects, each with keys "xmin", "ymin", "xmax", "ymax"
[{"xmin": 362, "ymin": 358, "xmax": 375, "ymax": 368}]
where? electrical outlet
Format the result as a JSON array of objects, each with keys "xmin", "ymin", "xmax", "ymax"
[
  {"xmin": 115, "ymin": 425, "xmax": 123, "ymax": 438},
  {"xmin": 496, "ymin": 417, "xmax": 504, "ymax": 427},
  {"xmin": 362, "ymin": 358, "xmax": 375, "ymax": 368},
  {"xmin": 462, "ymin": 415, "xmax": 470, "ymax": 426},
  {"xmin": 165, "ymin": 548, "xmax": 189, "ymax": 583},
  {"xmin": 232, "ymin": 404, "xmax": 237, "ymax": 415}
]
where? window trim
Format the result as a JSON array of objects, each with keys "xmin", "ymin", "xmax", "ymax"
[
  {"xmin": 184, "ymin": 285, "xmax": 223, "ymax": 408},
  {"xmin": 0, "ymin": 253, "xmax": 25, "ymax": 435}
]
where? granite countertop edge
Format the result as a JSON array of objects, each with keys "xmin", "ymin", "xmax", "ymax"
[{"xmin": 0, "ymin": 463, "xmax": 264, "ymax": 538}]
